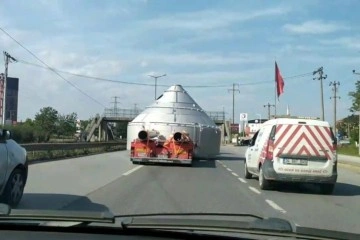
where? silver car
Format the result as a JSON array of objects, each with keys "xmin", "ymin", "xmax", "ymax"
[{"xmin": 0, "ymin": 129, "xmax": 28, "ymax": 207}]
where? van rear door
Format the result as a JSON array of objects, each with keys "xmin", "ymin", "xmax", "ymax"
[{"xmin": 272, "ymin": 122, "xmax": 335, "ymax": 177}]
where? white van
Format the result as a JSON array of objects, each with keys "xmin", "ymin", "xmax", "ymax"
[{"xmin": 244, "ymin": 118, "xmax": 337, "ymax": 194}]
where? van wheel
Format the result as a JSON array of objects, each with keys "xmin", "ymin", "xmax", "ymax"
[
  {"xmin": 244, "ymin": 162, "xmax": 252, "ymax": 179},
  {"xmin": 319, "ymin": 183, "xmax": 335, "ymax": 195},
  {"xmin": 259, "ymin": 166, "xmax": 271, "ymax": 190}
]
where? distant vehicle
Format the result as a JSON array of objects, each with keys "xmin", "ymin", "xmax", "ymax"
[
  {"xmin": 130, "ymin": 130, "xmax": 194, "ymax": 166},
  {"xmin": 127, "ymin": 85, "xmax": 221, "ymax": 159},
  {"xmin": 238, "ymin": 138, "xmax": 251, "ymax": 146},
  {"xmin": 244, "ymin": 117, "xmax": 337, "ymax": 194},
  {"xmin": 338, "ymin": 139, "xmax": 350, "ymax": 145},
  {"xmin": 0, "ymin": 129, "xmax": 28, "ymax": 207}
]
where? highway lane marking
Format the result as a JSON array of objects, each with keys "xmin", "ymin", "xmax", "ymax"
[
  {"xmin": 238, "ymin": 177, "xmax": 247, "ymax": 183},
  {"xmin": 248, "ymin": 186, "xmax": 261, "ymax": 194},
  {"xmin": 231, "ymin": 172, "xmax": 239, "ymax": 177},
  {"xmin": 123, "ymin": 165, "xmax": 143, "ymax": 176},
  {"xmin": 265, "ymin": 199, "xmax": 286, "ymax": 214},
  {"xmin": 223, "ymin": 164, "xmax": 227, "ymax": 168},
  {"xmin": 226, "ymin": 168, "xmax": 233, "ymax": 172}
]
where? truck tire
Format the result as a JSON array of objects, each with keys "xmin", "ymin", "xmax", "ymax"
[
  {"xmin": 244, "ymin": 162, "xmax": 252, "ymax": 179},
  {"xmin": 259, "ymin": 166, "xmax": 271, "ymax": 190}
]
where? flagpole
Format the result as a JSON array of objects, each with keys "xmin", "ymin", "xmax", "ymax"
[{"xmin": 274, "ymin": 61, "xmax": 277, "ymax": 118}]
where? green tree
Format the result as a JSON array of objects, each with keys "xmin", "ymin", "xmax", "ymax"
[
  {"xmin": 347, "ymin": 80, "xmax": 360, "ymax": 143},
  {"xmin": 34, "ymin": 107, "xmax": 59, "ymax": 141},
  {"xmin": 56, "ymin": 112, "xmax": 77, "ymax": 137},
  {"xmin": 349, "ymin": 80, "xmax": 360, "ymax": 112},
  {"xmin": 80, "ymin": 118, "xmax": 92, "ymax": 132},
  {"xmin": 23, "ymin": 118, "xmax": 34, "ymax": 127},
  {"xmin": 114, "ymin": 122, "xmax": 128, "ymax": 139}
]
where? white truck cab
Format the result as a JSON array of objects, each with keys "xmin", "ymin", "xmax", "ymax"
[{"xmin": 244, "ymin": 118, "xmax": 337, "ymax": 194}]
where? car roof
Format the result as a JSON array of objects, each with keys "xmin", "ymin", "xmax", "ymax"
[{"xmin": 262, "ymin": 118, "xmax": 331, "ymax": 127}]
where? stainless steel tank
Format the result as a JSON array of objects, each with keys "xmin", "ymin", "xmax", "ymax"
[{"xmin": 127, "ymin": 85, "xmax": 221, "ymax": 159}]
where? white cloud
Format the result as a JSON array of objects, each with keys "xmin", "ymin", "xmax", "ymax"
[
  {"xmin": 319, "ymin": 36, "xmax": 360, "ymax": 50},
  {"xmin": 142, "ymin": 6, "xmax": 291, "ymax": 31},
  {"xmin": 140, "ymin": 60, "xmax": 148, "ymax": 67},
  {"xmin": 143, "ymin": 52, "xmax": 268, "ymax": 66},
  {"xmin": 283, "ymin": 20, "xmax": 349, "ymax": 34}
]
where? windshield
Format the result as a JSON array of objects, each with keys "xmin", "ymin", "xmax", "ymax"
[{"xmin": 0, "ymin": 0, "xmax": 360, "ymax": 238}]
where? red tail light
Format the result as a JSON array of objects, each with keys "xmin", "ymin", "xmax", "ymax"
[{"xmin": 266, "ymin": 140, "xmax": 274, "ymax": 160}]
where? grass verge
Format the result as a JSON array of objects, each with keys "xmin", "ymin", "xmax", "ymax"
[
  {"xmin": 27, "ymin": 145, "xmax": 126, "ymax": 162},
  {"xmin": 337, "ymin": 145, "xmax": 359, "ymax": 157}
]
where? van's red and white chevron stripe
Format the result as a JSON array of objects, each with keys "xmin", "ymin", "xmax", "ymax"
[{"xmin": 274, "ymin": 124, "xmax": 334, "ymax": 159}]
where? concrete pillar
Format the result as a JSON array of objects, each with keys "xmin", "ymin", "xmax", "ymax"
[{"xmin": 98, "ymin": 123, "xmax": 101, "ymax": 142}]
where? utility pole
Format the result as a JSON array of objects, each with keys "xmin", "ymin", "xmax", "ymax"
[
  {"xmin": 228, "ymin": 83, "xmax": 240, "ymax": 124},
  {"xmin": 353, "ymin": 69, "xmax": 360, "ymax": 154},
  {"xmin": 2, "ymin": 51, "xmax": 17, "ymax": 126},
  {"xmin": 148, "ymin": 74, "xmax": 166, "ymax": 100},
  {"xmin": 263, "ymin": 103, "xmax": 275, "ymax": 119},
  {"xmin": 313, "ymin": 67, "xmax": 327, "ymax": 121},
  {"xmin": 134, "ymin": 103, "xmax": 138, "ymax": 114},
  {"xmin": 329, "ymin": 81, "xmax": 340, "ymax": 140}
]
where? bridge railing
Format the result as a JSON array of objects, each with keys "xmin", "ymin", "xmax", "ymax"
[
  {"xmin": 103, "ymin": 108, "xmax": 142, "ymax": 119},
  {"xmin": 206, "ymin": 111, "xmax": 225, "ymax": 122},
  {"xmin": 103, "ymin": 108, "xmax": 225, "ymax": 122}
]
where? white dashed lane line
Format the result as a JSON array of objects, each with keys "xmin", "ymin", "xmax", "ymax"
[
  {"xmin": 238, "ymin": 177, "xmax": 247, "ymax": 183},
  {"xmin": 265, "ymin": 199, "xmax": 287, "ymax": 214},
  {"xmin": 122, "ymin": 165, "xmax": 143, "ymax": 176},
  {"xmin": 248, "ymin": 186, "xmax": 261, "ymax": 194},
  {"xmin": 217, "ymin": 161, "xmax": 287, "ymax": 217}
]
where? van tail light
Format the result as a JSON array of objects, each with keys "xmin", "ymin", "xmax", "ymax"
[
  {"xmin": 332, "ymin": 141, "xmax": 337, "ymax": 164},
  {"xmin": 266, "ymin": 140, "xmax": 274, "ymax": 160}
]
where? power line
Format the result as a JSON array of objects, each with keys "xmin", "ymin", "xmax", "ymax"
[
  {"xmin": 16, "ymin": 59, "xmax": 313, "ymax": 88},
  {"xmin": 284, "ymin": 72, "xmax": 313, "ymax": 79},
  {"xmin": 0, "ymin": 27, "xmax": 106, "ymax": 108}
]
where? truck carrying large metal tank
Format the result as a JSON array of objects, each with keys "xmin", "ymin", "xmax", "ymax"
[{"xmin": 127, "ymin": 84, "xmax": 221, "ymax": 164}]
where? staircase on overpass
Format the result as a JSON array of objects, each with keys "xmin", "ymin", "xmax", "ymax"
[{"xmin": 83, "ymin": 108, "xmax": 230, "ymax": 143}]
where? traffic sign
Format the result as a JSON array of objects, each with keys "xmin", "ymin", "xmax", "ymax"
[{"xmin": 240, "ymin": 113, "xmax": 248, "ymax": 121}]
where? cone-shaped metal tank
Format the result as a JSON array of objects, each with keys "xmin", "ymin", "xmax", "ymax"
[{"xmin": 127, "ymin": 85, "xmax": 221, "ymax": 159}]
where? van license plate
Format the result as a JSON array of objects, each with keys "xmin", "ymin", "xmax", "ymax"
[{"xmin": 283, "ymin": 159, "xmax": 308, "ymax": 165}]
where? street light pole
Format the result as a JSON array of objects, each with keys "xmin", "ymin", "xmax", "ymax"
[{"xmin": 149, "ymin": 74, "xmax": 166, "ymax": 100}]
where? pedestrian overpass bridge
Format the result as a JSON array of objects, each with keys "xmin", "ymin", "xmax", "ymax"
[{"xmin": 83, "ymin": 108, "xmax": 230, "ymax": 143}]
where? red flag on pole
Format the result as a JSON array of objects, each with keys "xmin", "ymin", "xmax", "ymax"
[{"xmin": 275, "ymin": 61, "xmax": 284, "ymax": 99}]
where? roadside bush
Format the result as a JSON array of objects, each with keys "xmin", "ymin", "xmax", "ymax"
[{"xmin": 350, "ymin": 129, "xmax": 359, "ymax": 144}]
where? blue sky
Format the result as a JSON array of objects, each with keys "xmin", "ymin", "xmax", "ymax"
[{"xmin": 0, "ymin": 0, "xmax": 359, "ymax": 123}]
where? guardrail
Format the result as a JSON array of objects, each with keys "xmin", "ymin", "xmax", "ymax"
[{"xmin": 21, "ymin": 141, "xmax": 127, "ymax": 151}]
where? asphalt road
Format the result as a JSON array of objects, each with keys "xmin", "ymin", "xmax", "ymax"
[{"xmin": 21, "ymin": 146, "xmax": 360, "ymax": 235}]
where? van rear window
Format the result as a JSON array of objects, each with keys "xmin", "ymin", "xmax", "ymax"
[{"xmin": 269, "ymin": 125, "xmax": 276, "ymax": 140}]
